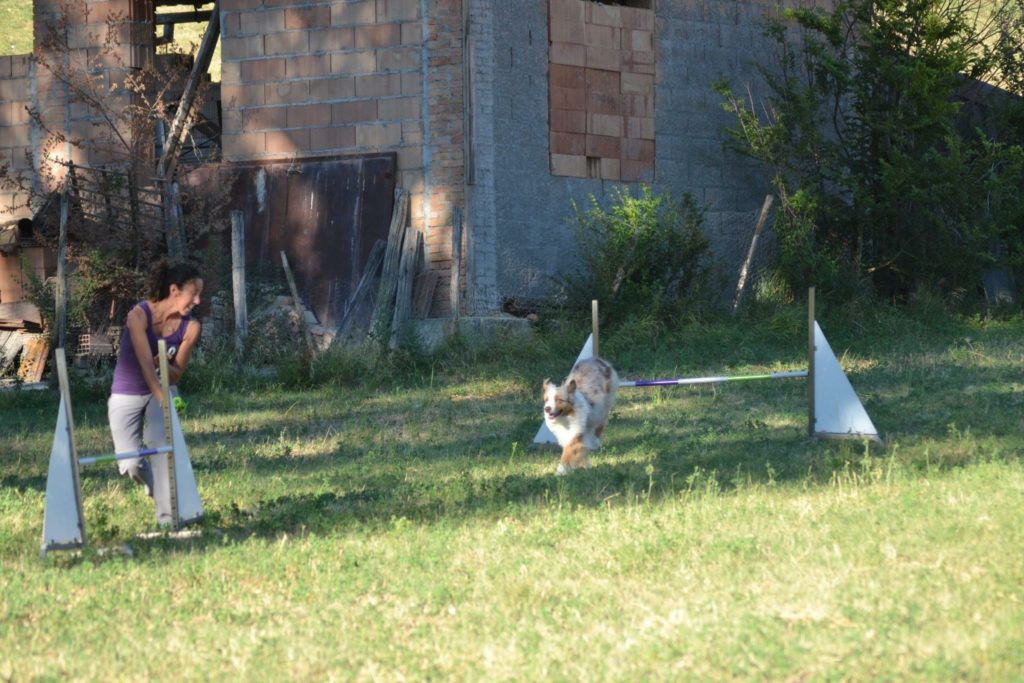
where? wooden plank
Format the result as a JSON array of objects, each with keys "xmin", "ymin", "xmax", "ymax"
[
  {"xmin": 336, "ymin": 239, "xmax": 385, "ymax": 340},
  {"xmin": 369, "ymin": 188, "xmax": 409, "ymax": 342},
  {"xmin": 412, "ymin": 271, "xmax": 439, "ymax": 320},
  {"xmin": 732, "ymin": 194, "xmax": 774, "ymax": 315},
  {"xmin": 18, "ymin": 335, "xmax": 50, "ymax": 383},
  {"xmin": 280, "ymin": 251, "xmax": 315, "ymax": 355},
  {"xmin": 230, "ymin": 211, "xmax": 248, "ymax": 352},
  {"xmin": 390, "ymin": 226, "xmax": 422, "ymax": 347}
]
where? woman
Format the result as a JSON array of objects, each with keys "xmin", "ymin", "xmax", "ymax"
[{"xmin": 108, "ymin": 260, "xmax": 202, "ymax": 525}]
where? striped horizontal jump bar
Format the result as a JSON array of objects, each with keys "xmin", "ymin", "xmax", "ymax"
[
  {"xmin": 78, "ymin": 445, "xmax": 173, "ymax": 466},
  {"xmin": 619, "ymin": 370, "xmax": 808, "ymax": 388}
]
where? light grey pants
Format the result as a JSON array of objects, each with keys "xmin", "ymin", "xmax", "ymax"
[{"xmin": 108, "ymin": 388, "xmax": 179, "ymax": 525}]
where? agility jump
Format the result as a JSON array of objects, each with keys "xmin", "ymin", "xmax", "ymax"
[
  {"xmin": 535, "ymin": 287, "xmax": 879, "ymax": 445},
  {"xmin": 41, "ymin": 340, "xmax": 203, "ymax": 557}
]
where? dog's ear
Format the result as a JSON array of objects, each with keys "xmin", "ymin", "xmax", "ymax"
[
  {"xmin": 567, "ymin": 379, "xmax": 577, "ymax": 394},
  {"xmin": 542, "ymin": 378, "xmax": 551, "ymax": 390}
]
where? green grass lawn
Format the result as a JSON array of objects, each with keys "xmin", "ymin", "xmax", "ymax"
[{"xmin": 2, "ymin": 300, "xmax": 1023, "ymax": 679}]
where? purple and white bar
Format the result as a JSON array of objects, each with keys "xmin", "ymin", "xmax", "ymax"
[
  {"xmin": 619, "ymin": 369, "xmax": 808, "ymax": 388},
  {"xmin": 78, "ymin": 445, "xmax": 173, "ymax": 466}
]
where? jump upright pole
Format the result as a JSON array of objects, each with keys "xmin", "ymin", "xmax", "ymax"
[{"xmin": 158, "ymin": 339, "xmax": 179, "ymax": 529}]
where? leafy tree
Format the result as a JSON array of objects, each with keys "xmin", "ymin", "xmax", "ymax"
[{"xmin": 716, "ymin": 0, "xmax": 1024, "ymax": 303}]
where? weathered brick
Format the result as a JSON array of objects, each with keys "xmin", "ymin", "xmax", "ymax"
[
  {"xmin": 265, "ymin": 79, "xmax": 310, "ymax": 104},
  {"xmin": 310, "ymin": 75, "xmax": 355, "ymax": 100},
  {"xmin": 624, "ymin": 29, "xmax": 654, "ymax": 53},
  {"xmin": 585, "ymin": 46, "xmax": 621, "ymax": 71},
  {"xmin": 309, "ymin": 27, "xmax": 355, "ymax": 53},
  {"xmin": 588, "ymin": 113, "xmax": 623, "ymax": 137},
  {"xmin": 222, "ymin": 131, "xmax": 266, "ymax": 160},
  {"xmin": 377, "ymin": 47, "xmax": 421, "ymax": 71},
  {"xmin": 400, "ymin": 21, "xmax": 420, "ymax": 45},
  {"xmin": 586, "ymin": 91, "xmax": 621, "ymax": 116},
  {"xmin": 620, "ymin": 159, "xmax": 654, "ymax": 182},
  {"xmin": 310, "ymin": 125, "xmax": 356, "ymax": 150},
  {"xmin": 585, "ymin": 68, "xmax": 619, "ymax": 95},
  {"xmin": 549, "ymin": 0, "xmax": 585, "ymax": 23},
  {"xmin": 550, "ymin": 153, "xmax": 586, "ymax": 177},
  {"xmin": 400, "ymin": 72, "xmax": 422, "ymax": 95},
  {"xmin": 378, "ymin": 95, "xmax": 420, "ymax": 121},
  {"xmin": 620, "ymin": 5, "xmax": 655, "ymax": 30},
  {"xmin": 332, "ymin": 99, "xmax": 378, "ymax": 124},
  {"xmin": 586, "ymin": 134, "xmax": 620, "ymax": 158},
  {"xmin": 332, "ymin": 50, "xmax": 377, "ymax": 75},
  {"xmin": 356, "ymin": 122, "xmax": 402, "ymax": 147},
  {"xmin": 243, "ymin": 106, "xmax": 287, "ymax": 130},
  {"xmin": 223, "ymin": 35, "xmax": 265, "ymax": 60},
  {"xmin": 287, "ymin": 103, "xmax": 331, "ymax": 127},
  {"xmin": 264, "ymin": 30, "xmax": 310, "ymax": 56},
  {"xmin": 626, "ymin": 116, "xmax": 655, "ymax": 140},
  {"xmin": 286, "ymin": 54, "xmax": 331, "ymax": 79},
  {"xmin": 355, "ymin": 72, "xmax": 401, "ymax": 97},
  {"xmin": 599, "ymin": 157, "xmax": 620, "ymax": 180},
  {"xmin": 0, "ymin": 57, "xmax": 12, "ymax": 80},
  {"xmin": 550, "ymin": 108, "xmax": 587, "ymax": 134},
  {"xmin": 550, "ymin": 86, "xmax": 586, "ymax": 111},
  {"xmin": 584, "ymin": 23, "xmax": 619, "ymax": 49},
  {"xmin": 589, "ymin": 2, "xmax": 622, "ymax": 27},
  {"xmin": 623, "ymin": 93, "xmax": 654, "ymax": 117},
  {"xmin": 240, "ymin": 58, "xmax": 286, "ymax": 82},
  {"xmin": 622, "ymin": 138, "xmax": 655, "ymax": 162},
  {"xmin": 549, "ymin": 16, "xmax": 584, "ymax": 45},
  {"xmin": 550, "ymin": 131, "xmax": 585, "ymax": 156},
  {"xmin": 550, "ymin": 64, "xmax": 585, "ymax": 90},
  {"xmin": 378, "ymin": 0, "xmax": 419, "ymax": 22},
  {"xmin": 550, "ymin": 42, "xmax": 585, "ymax": 67},
  {"xmin": 11, "ymin": 56, "xmax": 29, "ymax": 79},
  {"xmin": 240, "ymin": 10, "xmax": 284, "ymax": 36},
  {"xmin": 285, "ymin": 5, "xmax": 330, "ymax": 30},
  {"xmin": 396, "ymin": 143, "xmax": 422, "ymax": 170},
  {"xmin": 266, "ymin": 128, "xmax": 311, "ymax": 154},
  {"xmin": 621, "ymin": 72, "xmax": 655, "ymax": 94},
  {"xmin": 332, "ymin": 0, "xmax": 375, "ymax": 26},
  {"xmin": 401, "ymin": 120, "xmax": 423, "ymax": 144},
  {"xmin": 354, "ymin": 24, "xmax": 401, "ymax": 49},
  {"xmin": 221, "ymin": 82, "xmax": 266, "ymax": 107}
]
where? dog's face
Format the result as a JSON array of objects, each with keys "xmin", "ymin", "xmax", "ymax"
[{"xmin": 543, "ymin": 378, "xmax": 577, "ymax": 420}]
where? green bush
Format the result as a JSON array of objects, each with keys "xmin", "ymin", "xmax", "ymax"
[{"xmin": 559, "ymin": 185, "xmax": 714, "ymax": 327}]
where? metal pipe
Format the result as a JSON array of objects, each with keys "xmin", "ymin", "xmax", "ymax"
[
  {"xmin": 619, "ymin": 370, "xmax": 808, "ymax": 388},
  {"xmin": 78, "ymin": 446, "xmax": 173, "ymax": 466}
]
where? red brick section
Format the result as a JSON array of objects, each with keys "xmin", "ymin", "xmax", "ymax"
[
  {"xmin": 424, "ymin": 0, "xmax": 466, "ymax": 317},
  {"xmin": 0, "ymin": 56, "xmax": 33, "ymax": 219},
  {"xmin": 548, "ymin": 0, "xmax": 655, "ymax": 181}
]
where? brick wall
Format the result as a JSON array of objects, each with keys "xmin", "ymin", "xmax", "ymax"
[
  {"xmin": 548, "ymin": 0, "xmax": 655, "ymax": 182},
  {"xmin": 31, "ymin": 0, "xmax": 154, "ymax": 177},
  {"xmin": 220, "ymin": 0, "xmax": 470, "ymax": 317},
  {"xmin": 0, "ymin": 56, "xmax": 33, "ymax": 219}
]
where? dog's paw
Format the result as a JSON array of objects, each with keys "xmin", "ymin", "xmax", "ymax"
[
  {"xmin": 555, "ymin": 463, "xmax": 569, "ymax": 476},
  {"xmin": 583, "ymin": 435, "xmax": 601, "ymax": 450}
]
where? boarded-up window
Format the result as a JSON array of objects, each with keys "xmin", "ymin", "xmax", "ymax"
[{"xmin": 548, "ymin": 0, "xmax": 655, "ymax": 182}]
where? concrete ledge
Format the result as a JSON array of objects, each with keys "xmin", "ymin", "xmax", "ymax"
[{"xmin": 415, "ymin": 314, "xmax": 533, "ymax": 352}]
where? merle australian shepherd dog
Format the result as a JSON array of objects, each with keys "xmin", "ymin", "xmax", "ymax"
[{"xmin": 542, "ymin": 357, "xmax": 619, "ymax": 475}]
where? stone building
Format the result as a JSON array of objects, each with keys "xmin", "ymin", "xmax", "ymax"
[{"xmin": 0, "ymin": 0, "xmax": 779, "ymax": 319}]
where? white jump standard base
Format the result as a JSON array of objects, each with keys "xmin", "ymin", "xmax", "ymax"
[{"xmin": 40, "ymin": 342, "xmax": 204, "ymax": 557}]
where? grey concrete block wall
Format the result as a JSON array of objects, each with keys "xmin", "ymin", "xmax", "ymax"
[{"xmin": 467, "ymin": 0, "xmax": 784, "ymax": 310}]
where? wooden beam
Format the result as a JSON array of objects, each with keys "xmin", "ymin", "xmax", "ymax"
[{"xmin": 369, "ymin": 188, "xmax": 409, "ymax": 343}]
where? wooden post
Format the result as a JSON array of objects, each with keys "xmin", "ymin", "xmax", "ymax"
[
  {"xmin": 158, "ymin": 340, "xmax": 178, "ymax": 528},
  {"xmin": 732, "ymin": 194, "xmax": 774, "ymax": 315},
  {"xmin": 280, "ymin": 251, "xmax": 315, "ymax": 355},
  {"xmin": 390, "ymin": 226, "xmax": 422, "ymax": 347},
  {"xmin": 807, "ymin": 286, "xmax": 816, "ymax": 438},
  {"xmin": 55, "ymin": 186, "xmax": 69, "ymax": 351},
  {"xmin": 230, "ymin": 211, "xmax": 248, "ymax": 352},
  {"xmin": 370, "ymin": 188, "xmax": 409, "ymax": 342},
  {"xmin": 336, "ymin": 239, "xmax": 386, "ymax": 340},
  {"xmin": 591, "ymin": 300, "xmax": 599, "ymax": 359},
  {"xmin": 450, "ymin": 207, "xmax": 463, "ymax": 322}
]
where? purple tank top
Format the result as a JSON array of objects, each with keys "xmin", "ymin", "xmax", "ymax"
[{"xmin": 111, "ymin": 301, "xmax": 193, "ymax": 395}]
